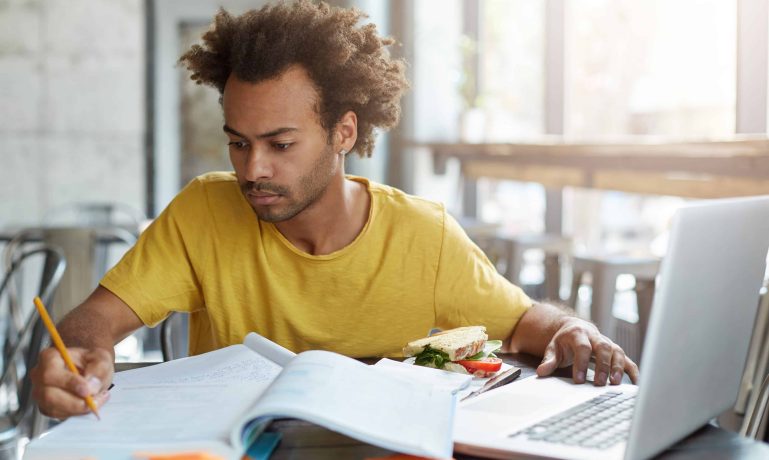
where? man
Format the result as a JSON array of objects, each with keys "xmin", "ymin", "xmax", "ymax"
[{"xmin": 31, "ymin": 0, "xmax": 638, "ymax": 420}]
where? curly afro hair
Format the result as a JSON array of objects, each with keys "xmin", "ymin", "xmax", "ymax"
[{"xmin": 178, "ymin": 0, "xmax": 409, "ymax": 158}]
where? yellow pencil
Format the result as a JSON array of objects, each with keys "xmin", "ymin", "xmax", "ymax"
[{"xmin": 33, "ymin": 296, "xmax": 101, "ymax": 420}]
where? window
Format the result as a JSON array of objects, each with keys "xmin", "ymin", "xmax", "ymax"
[
  {"xmin": 411, "ymin": 0, "xmax": 546, "ymax": 221},
  {"xmin": 563, "ymin": 0, "xmax": 736, "ymax": 255},
  {"xmin": 565, "ymin": 0, "xmax": 736, "ymax": 138},
  {"xmin": 478, "ymin": 0, "xmax": 546, "ymax": 140}
]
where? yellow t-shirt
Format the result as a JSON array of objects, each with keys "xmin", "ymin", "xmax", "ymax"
[{"xmin": 101, "ymin": 172, "xmax": 532, "ymax": 357}]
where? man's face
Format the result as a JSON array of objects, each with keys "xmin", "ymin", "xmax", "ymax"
[{"xmin": 222, "ymin": 67, "xmax": 339, "ymax": 222}]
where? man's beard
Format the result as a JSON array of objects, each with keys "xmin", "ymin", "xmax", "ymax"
[{"xmin": 240, "ymin": 144, "xmax": 336, "ymax": 222}]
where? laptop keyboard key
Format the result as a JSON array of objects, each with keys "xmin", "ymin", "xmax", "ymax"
[{"xmin": 512, "ymin": 390, "xmax": 636, "ymax": 450}]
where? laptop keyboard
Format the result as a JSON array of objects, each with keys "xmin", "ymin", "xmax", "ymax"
[{"xmin": 510, "ymin": 391, "xmax": 636, "ymax": 449}]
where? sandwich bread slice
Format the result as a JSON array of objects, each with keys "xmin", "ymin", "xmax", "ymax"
[
  {"xmin": 403, "ymin": 326, "xmax": 503, "ymax": 377},
  {"xmin": 403, "ymin": 326, "xmax": 487, "ymax": 361}
]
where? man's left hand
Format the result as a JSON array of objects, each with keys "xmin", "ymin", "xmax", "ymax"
[{"xmin": 535, "ymin": 316, "xmax": 639, "ymax": 385}]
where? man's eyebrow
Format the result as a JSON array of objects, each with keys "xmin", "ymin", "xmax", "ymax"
[
  {"xmin": 223, "ymin": 125, "xmax": 246, "ymax": 138},
  {"xmin": 223, "ymin": 125, "xmax": 299, "ymax": 139}
]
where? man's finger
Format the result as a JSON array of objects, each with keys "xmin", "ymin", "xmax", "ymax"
[
  {"xmin": 34, "ymin": 354, "xmax": 90, "ymax": 396},
  {"xmin": 35, "ymin": 386, "xmax": 91, "ymax": 419},
  {"xmin": 591, "ymin": 339, "xmax": 614, "ymax": 386},
  {"xmin": 571, "ymin": 336, "xmax": 592, "ymax": 384},
  {"xmin": 81, "ymin": 348, "xmax": 113, "ymax": 393},
  {"xmin": 624, "ymin": 356, "xmax": 640, "ymax": 384},
  {"xmin": 65, "ymin": 348, "xmax": 89, "ymax": 367},
  {"xmin": 609, "ymin": 346, "xmax": 626, "ymax": 385},
  {"xmin": 38, "ymin": 388, "xmax": 111, "ymax": 420},
  {"xmin": 536, "ymin": 342, "xmax": 560, "ymax": 377},
  {"xmin": 35, "ymin": 347, "xmax": 65, "ymax": 370}
]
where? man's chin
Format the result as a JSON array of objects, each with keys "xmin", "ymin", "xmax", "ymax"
[
  {"xmin": 253, "ymin": 206, "xmax": 296, "ymax": 223},
  {"xmin": 253, "ymin": 209, "xmax": 284, "ymax": 223},
  {"xmin": 247, "ymin": 193, "xmax": 315, "ymax": 223}
]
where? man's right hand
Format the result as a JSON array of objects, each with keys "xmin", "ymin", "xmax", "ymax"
[
  {"xmin": 29, "ymin": 286, "xmax": 145, "ymax": 419},
  {"xmin": 31, "ymin": 347, "xmax": 113, "ymax": 419}
]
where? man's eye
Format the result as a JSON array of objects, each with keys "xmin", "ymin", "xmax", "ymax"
[
  {"xmin": 228, "ymin": 141, "xmax": 248, "ymax": 150},
  {"xmin": 273, "ymin": 143, "xmax": 292, "ymax": 151}
]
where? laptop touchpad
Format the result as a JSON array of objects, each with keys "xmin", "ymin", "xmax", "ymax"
[
  {"xmin": 463, "ymin": 388, "xmax": 563, "ymax": 418},
  {"xmin": 459, "ymin": 376, "xmax": 601, "ymax": 424}
]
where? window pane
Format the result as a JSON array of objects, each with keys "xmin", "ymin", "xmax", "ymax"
[
  {"xmin": 475, "ymin": 1, "xmax": 547, "ymax": 237},
  {"xmin": 412, "ymin": 0, "xmax": 463, "ymax": 142},
  {"xmin": 565, "ymin": 0, "xmax": 736, "ymax": 138},
  {"xmin": 479, "ymin": 0, "xmax": 546, "ymax": 140}
]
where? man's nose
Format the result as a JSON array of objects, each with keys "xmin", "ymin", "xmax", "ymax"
[{"xmin": 243, "ymin": 147, "xmax": 273, "ymax": 182}]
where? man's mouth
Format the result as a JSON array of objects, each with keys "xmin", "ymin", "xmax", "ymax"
[
  {"xmin": 242, "ymin": 182, "xmax": 288, "ymax": 206},
  {"xmin": 250, "ymin": 191, "xmax": 278, "ymax": 198},
  {"xmin": 247, "ymin": 189, "xmax": 282, "ymax": 205}
]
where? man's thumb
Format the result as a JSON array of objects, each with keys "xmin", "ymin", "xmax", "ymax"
[{"xmin": 536, "ymin": 345, "xmax": 559, "ymax": 377}]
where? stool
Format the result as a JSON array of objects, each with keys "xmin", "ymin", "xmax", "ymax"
[
  {"xmin": 569, "ymin": 254, "xmax": 660, "ymax": 362},
  {"xmin": 455, "ymin": 215, "xmax": 502, "ymax": 265},
  {"xmin": 491, "ymin": 233, "xmax": 573, "ymax": 301},
  {"xmin": 456, "ymin": 216, "xmax": 500, "ymax": 245}
]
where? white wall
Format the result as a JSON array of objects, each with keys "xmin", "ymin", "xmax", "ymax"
[{"xmin": 0, "ymin": 0, "xmax": 146, "ymax": 227}]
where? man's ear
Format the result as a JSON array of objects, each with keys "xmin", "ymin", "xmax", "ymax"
[{"xmin": 334, "ymin": 111, "xmax": 358, "ymax": 154}]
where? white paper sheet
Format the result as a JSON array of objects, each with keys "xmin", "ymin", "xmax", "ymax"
[
  {"xmin": 372, "ymin": 358, "xmax": 472, "ymax": 393},
  {"xmin": 25, "ymin": 382, "xmax": 270, "ymax": 460},
  {"xmin": 112, "ymin": 344, "xmax": 282, "ymax": 386}
]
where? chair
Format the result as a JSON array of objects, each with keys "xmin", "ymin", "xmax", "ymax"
[
  {"xmin": 490, "ymin": 232, "xmax": 572, "ymax": 301},
  {"xmin": 742, "ymin": 373, "xmax": 769, "ymax": 440},
  {"xmin": 159, "ymin": 312, "xmax": 188, "ymax": 362},
  {"xmin": 44, "ymin": 201, "xmax": 146, "ymax": 229},
  {"xmin": 43, "ymin": 202, "xmax": 144, "ymax": 293},
  {"xmin": 0, "ymin": 244, "xmax": 66, "ymax": 456},
  {"xmin": 113, "ymin": 311, "xmax": 187, "ymax": 369},
  {"xmin": 3, "ymin": 227, "xmax": 135, "ymax": 322},
  {"xmin": 454, "ymin": 216, "xmax": 573, "ymax": 301},
  {"xmin": 738, "ymin": 286, "xmax": 769, "ymax": 440},
  {"xmin": 454, "ymin": 215, "xmax": 501, "ymax": 256}
]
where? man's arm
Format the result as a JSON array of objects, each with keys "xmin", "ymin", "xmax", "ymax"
[
  {"xmin": 508, "ymin": 302, "xmax": 639, "ymax": 386},
  {"xmin": 30, "ymin": 286, "xmax": 144, "ymax": 419}
]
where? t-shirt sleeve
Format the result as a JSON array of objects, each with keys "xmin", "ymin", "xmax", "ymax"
[
  {"xmin": 100, "ymin": 179, "xmax": 207, "ymax": 327},
  {"xmin": 434, "ymin": 211, "xmax": 533, "ymax": 340}
]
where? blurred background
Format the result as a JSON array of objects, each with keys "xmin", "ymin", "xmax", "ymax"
[
  {"xmin": 3, "ymin": 0, "xmax": 765, "ymax": 322},
  {"xmin": 1, "ymin": 0, "xmax": 761, "ymax": 257},
  {"xmin": 2, "ymin": 1, "xmax": 768, "ymax": 347},
  {"xmin": 0, "ymin": 0, "xmax": 755, "ymax": 233}
]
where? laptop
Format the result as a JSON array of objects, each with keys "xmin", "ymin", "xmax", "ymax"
[{"xmin": 454, "ymin": 195, "xmax": 769, "ymax": 460}]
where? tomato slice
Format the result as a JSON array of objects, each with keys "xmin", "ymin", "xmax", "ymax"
[{"xmin": 457, "ymin": 357, "xmax": 502, "ymax": 377}]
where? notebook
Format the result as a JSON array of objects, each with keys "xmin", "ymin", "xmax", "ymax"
[
  {"xmin": 25, "ymin": 333, "xmax": 455, "ymax": 460},
  {"xmin": 454, "ymin": 195, "xmax": 769, "ymax": 460}
]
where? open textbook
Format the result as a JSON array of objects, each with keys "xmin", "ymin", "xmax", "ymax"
[{"xmin": 24, "ymin": 333, "xmax": 455, "ymax": 460}]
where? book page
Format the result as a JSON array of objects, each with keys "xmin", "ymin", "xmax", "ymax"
[
  {"xmin": 27, "ymin": 344, "xmax": 282, "ymax": 459},
  {"xmin": 231, "ymin": 350, "xmax": 455, "ymax": 459},
  {"xmin": 243, "ymin": 332, "xmax": 296, "ymax": 367},
  {"xmin": 372, "ymin": 358, "xmax": 473, "ymax": 393},
  {"xmin": 25, "ymin": 382, "xmax": 270, "ymax": 459},
  {"xmin": 112, "ymin": 344, "xmax": 282, "ymax": 386}
]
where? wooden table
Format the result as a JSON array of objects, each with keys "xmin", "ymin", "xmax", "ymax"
[
  {"xmin": 264, "ymin": 353, "xmax": 769, "ymax": 459},
  {"xmin": 420, "ymin": 138, "xmax": 769, "ymax": 231}
]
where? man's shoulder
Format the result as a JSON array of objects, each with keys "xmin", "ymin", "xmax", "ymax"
[
  {"xmin": 191, "ymin": 171, "xmax": 239, "ymax": 187},
  {"xmin": 366, "ymin": 179, "xmax": 445, "ymax": 224},
  {"xmin": 165, "ymin": 172, "xmax": 243, "ymax": 220},
  {"xmin": 177, "ymin": 172, "xmax": 240, "ymax": 201}
]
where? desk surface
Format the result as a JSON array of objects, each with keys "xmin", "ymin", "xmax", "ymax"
[{"xmin": 264, "ymin": 353, "xmax": 769, "ymax": 460}]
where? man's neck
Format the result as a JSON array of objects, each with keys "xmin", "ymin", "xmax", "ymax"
[{"xmin": 273, "ymin": 175, "xmax": 370, "ymax": 256}]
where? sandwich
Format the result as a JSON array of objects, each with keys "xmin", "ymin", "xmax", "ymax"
[{"xmin": 403, "ymin": 326, "xmax": 503, "ymax": 377}]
